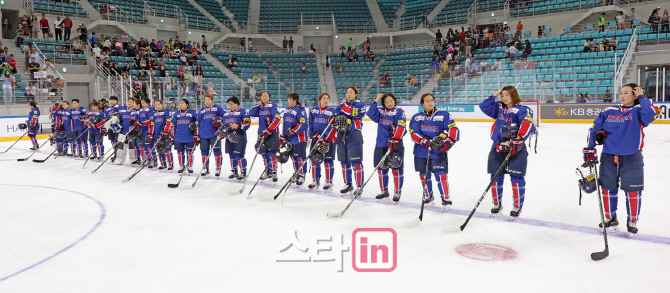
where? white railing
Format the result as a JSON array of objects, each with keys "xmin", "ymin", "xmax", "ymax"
[
  {"xmin": 176, "ymin": 5, "xmax": 188, "ymax": 30},
  {"xmin": 25, "ymin": 0, "xmax": 34, "ymax": 13},
  {"xmin": 85, "ymin": 45, "xmax": 136, "ymax": 104},
  {"xmin": 144, "ymin": 2, "xmax": 157, "ymax": 23},
  {"xmin": 33, "ymin": 45, "xmax": 67, "ymax": 100},
  {"xmin": 614, "ymin": 27, "xmax": 637, "ymax": 97},
  {"xmin": 504, "ymin": 0, "xmax": 510, "ymax": 18},
  {"xmin": 467, "ymin": 0, "xmax": 477, "ymax": 28}
]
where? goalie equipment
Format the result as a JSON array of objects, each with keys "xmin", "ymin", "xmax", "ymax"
[
  {"xmin": 18, "ymin": 123, "xmax": 28, "ymax": 130},
  {"xmin": 212, "ymin": 116, "xmax": 223, "ymax": 128},
  {"xmin": 110, "ymin": 123, "xmax": 123, "ymax": 134},
  {"xmin": 389, "ymin": 151, "xmax": 403, "ymax": 169},
  {"xmin": 500, "ymin": 122, "xmax": 519, "ymax": 139},
  {"xmin": 113, "ymin": 133, "xmax": 128, "ymax": 164},
  {"xmin": 105, "ymin": 116, "xmax": 120, "ymax": 130},
  {"xmin": 334, "ymin": 115, "xmax": 351, "ymax": 133}
]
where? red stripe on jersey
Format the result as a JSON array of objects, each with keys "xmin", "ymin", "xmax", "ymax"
[
  {"xmin": 268, "ymin": 117, "xmax": 280, "ymax": 131},
  {"xmin": 411, "ymin": 133, "xmax": 423, "ymax": 144},
  {"xmin": 490, "ymin": 122, "xmax": 496, "ymax": 138},
  {"xmin": 448, "ymin": 127, "xmax": 459, "ymax": 141},
  {"xmin": 638, "ymin": 122, "xmax": 645, "ymax": 150},
  {"xmin": 518, "ymin": 120, "xmax": 532, "ymax": 138},
  {"xmin": 341, "ymin": 103, "xmax": 353, "ymax": 115},
  {"xmin": 392, "ymin": 125, "xmax": 405, "ymax": 139}
]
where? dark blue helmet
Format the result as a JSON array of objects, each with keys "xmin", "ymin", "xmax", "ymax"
[
  {"xmin": 500, "ymin": 122, "xmax": 519, "ymax": 139},
  {"xmin": 18, "ymin": 123, "xmax": 28, "ymax": 130}
]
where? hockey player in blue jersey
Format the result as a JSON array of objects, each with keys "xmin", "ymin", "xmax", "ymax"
[
  {"xmin": 167, "ymin": 99, "xmax": 198, "ymax": 174},
  {"xmin": 222, "ymin": 96, "xmax": 251, "ymax": 180},
  {"xmin": 70, "ymin": 99, "xmax": 89, "ymax": 158},
  {"xmin": 105, "ymin": 96, "xmax": 121, "ymax": 149},
  {"xmin": 248, "ymin": 91, "xmax": 281, "ymax": 182},
  {"xmin": 129, "ymin": 98, "xmax": 142, "ymax": 165},
  {"xmin": 334, "ymin": 86, "xmax": 367, "ymax": 195},
  {"xmin": 366, "ymin": 93, "xmax": 407, "ymax": 202},
  {"xmin": 55, "ymin": 101, "xmax": 74, "ymax": 156},
  {"xmin": 112, "ymin": 98, "xmax": 134, "ymax": 164},
  {"xmin": 409, "ymin": 94, "xmax": 460, "ymax": 209},
  {"xmin": 281, "ymin": 93, "xmax": 309, "ymax": 185},
  {"xmin": 86, "ymin": 101, "xmax": 107, "ymax": 159},
  {"xmin": 27, "ymin": 101, "xmax": 40, "ymax": 150},
  {"xmin": 151, "ymin": 99, "xmax": 174, "ymax": 170},
  {"xmin": 583, "ymin": 83, "xmax": 660, "ymax": 235},
  {"xmin": 196, "ymin": 94, "xmax": 227, "ymax": 177},
  {"xmin": 307, "ymin": 93, "xmax": 338, "ymax": 190},
  {"xmin": 479, "ymin": 86, "xmax": 537, "ymax": 218},
  {"xmin": 138, "ymin": 97, "xmax": 156, "ymax": 166}
]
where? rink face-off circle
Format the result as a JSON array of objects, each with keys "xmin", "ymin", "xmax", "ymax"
[{"xmin": 455, "ymin": 243, "xmax": 518, "ymax": 261}]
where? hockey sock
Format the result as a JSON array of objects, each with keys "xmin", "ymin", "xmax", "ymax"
[
  {"xmin": 377, "ymin": 168, "xmax": 389, "ymax": 191},
  {"xmin": 159, "ymin": 153, "xmax": 166, "ymax": 166},
  {"xmin": 602, "ymin": 188, "xmax": 618, "ymax": 219},
  {"xmin": 325, "ymin": 160, "xmax": 334, "ymax": 183},
  {"xmin": 271, "ymin": 155, "xmax": 277, "ymax": 172},
  {"xmin": 435, "ymin": 171, "xmax": 449, "ymax": 199},
  {"xmin": 298, "ymin": 157, "xmax": 306, "ymax": 175},
  {"xmin": 510, "ymin": 175, "xmax": 526, "ymax": 208},
  {"xmin": 312, "ymin": 163, "xmax": 320, "ymax": 182},
  {"xmin": 30, "ymin": 136, "xmax": 38, "ymax": 147},
  {"xmin": 215, "ymin": 154, "xmax": 222, "ymax": 171},
  {"xmin": 229, "ymin": 155, "xmax": 239, "ymax": 171},
  {"xmin": 292, "ymin": 156, "xmax": 299, "ymax": 172},
  {"xmin": 187, "ymin": 150, "xmax": 194, "ymax": 167},
  {"xmin": 134, "ymin": 145, "xmax": 140, "ymax": 158},
  {"xmin": 625, "ymin": 191, "xmax": 641, "ymax": 222},
  {"xmin": 238, "ymin": 156, "xmax": 247, "ymax": 172},
  {"xmin": 98, "ymin": 140, "xmax": 104, "ymax": 155},
  {"xmin": 491, "ymin": 174, "xmax": 505, "ymax": 206},
  {"xmin": 166, "ymin": 151, "xmax": 174, "ymax": 167},
  {"xmin": 341, "ymin": 162, "xmax": 352, "ymax": 184},
  {"xmin": 352, "ymin": 162, "xmax": 364, "ymax": 187},
  {"xmin": 419, "ymin": 172, "xmax": 433, "ymax": 196},
  {"xmin": 392, "ymin": 168, "xmax": 404, "ymax": 194},
  {"xmin": 177, "ymin": 151, "xmax": 185, "ymax": 167}
]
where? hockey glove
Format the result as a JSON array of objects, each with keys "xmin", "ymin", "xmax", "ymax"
[
  {"xmin": 387, "ymin": 139, "xmax": 401, "ymax": 152},
  {"xmin": 509, "ymin": 137, "xmax": 524, "ymax": 154},
  {"xmin": 285, "ymin": 128, "xmax": 296, "ymax": 137},
  {"xmin": 433, "ymin": 137, "xmax": 455, "ymax": 152},
  {"xmin": 51, "ymin": 124, "xmax": 55, "ymax": 132},
  {"xmin": 56, "ymin": 124, "xmax": 65, "ymax": 131},
  {"xmin": 595, "ymin": 131, "xmax": 607, "ymax": 145},
  {"xmin": 419, "ymin": 137, "xmax": 431, "ymax": 149},
  {"xmin": 583, "ymin": 148, "xmax": 598, "ymax": 165},
  {"xmin": 101, "ymin": 127, "xmax": 108, "ymax": 135},
  {"xmin": 28, "ymin": 129, "xmax": 35, "ymax": 136},
  {"xmin": 261, "ymin": 129, "xmax": 273, "ymax": 140},
  {"xmin": 193, "ymin": 135, "xmax": 200, "ymax": 146}
]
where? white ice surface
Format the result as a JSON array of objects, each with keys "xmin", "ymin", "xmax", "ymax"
[{"xmin": 0, "ymin": 122, "xmax": 669, "ymax": 292}]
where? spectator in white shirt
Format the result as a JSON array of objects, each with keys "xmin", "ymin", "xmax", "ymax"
[
  {"xmin": 92, "ymin": 43, "xmax": 101, "ymax": 58},
  {"xmin": 42, "ymin": 59, "xmax": 56, "ymax": 78},
  {"xmin": 508, "ymin": 46, "xmax": 518, "ymax": 62}
]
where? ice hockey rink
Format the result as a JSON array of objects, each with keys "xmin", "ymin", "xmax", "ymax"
[{"xmin": 0, "ymin": 122, "xmax": 669, "ymax": 292}]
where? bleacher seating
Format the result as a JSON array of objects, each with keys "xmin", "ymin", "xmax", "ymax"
[
  {"xmin": 211, "ymin": 51, "xmax": 287, "ymax": 99},
  {"xmin": 400, "ymin": 0, "xmax": 440, "ymax": 29},
  {"xmin": 221, "ymin": 0, "xmax": 249, "ymax": 24},
  {"xmin": 34, "ymin": 0, "xmax": 88, "ymax": 17},
  {"xmin": 433, "ymin": 0, "xmax": 472, "ymax": 25},
  {"xmin": 259, "ymin": 0, "xmax": 375, "ymax": 33},
  {"xmin": 195, "ymin": 0, "xmax": 235, "ymax": 31},
  {"xmin": 376, "ymin": 0, "xmax": 403, "ymax": 24},
  {"xmin": 329, "ymin": 53, "xmax": 379, "ymax": 99},
  {"xmin": 264, "ymin": 53, "xmax": 320, "ymax": 103},
  {"xmin": 510, "ymin": 0, "xmax": 600, "ymax": 17},
  {"xmin": 377, "ymin": 48, "xmax": 433, "ymax": 100},
  {"xmin": 20, "ymin": 38, "xmax": 88, "ymax": 64},
  {"xmin": 89, "ymin": 0, "xmax": 219, "ymax": 31}
]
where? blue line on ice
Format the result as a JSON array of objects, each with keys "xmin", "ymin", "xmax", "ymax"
[{"xmin": 0, "ymin": 184, "xmax": 106, "ymax": 283}]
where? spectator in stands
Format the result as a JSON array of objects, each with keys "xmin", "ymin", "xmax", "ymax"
[
  {"xmin": 325, "ymin": 55, "xmax": 331, "ymax": 69},
  {"xmin": 1, "ymin": 71, "xmax": 14, "ymax": 105},
  {"xmin": 179, "ymin": 53, "xmax": 188, "ymax": 65},
  {"xmin": 537, "ymin": 26, "xmax": 543, "ymax": 38},
  {"xmin": 508, "ymin": 45, "xmax": 518, "ymax": 62},
  {"xmin": 231, "ymin": 54, "xmax": 238, "ymax": 67},
  {"xmin": 629, "ymin": 8, "xmax": 637, "ymax": 27},
  {"xmin": 300, "ymin": 63, "xmax": 307, "ymax": 74},
  {"xmin": 109, "ymin": 3, "xmax": 117, "ymax": 14},
  {"xmin": 0, "ymin": 53, "xmax": 6, "ymax": 63},
  {"xmin": 80, "ymin": 25, "xmax": 88, "ymax": 44},
  {"xmin": 289, "ymin": 37, "xmax": 294, "ymax": 54},
  {"xmin": 601, "ymin": 36, "xmax": 610, "ymax": 51},
  {"xmin": 40, "ymin": 14, "xmax": 50, "ymax": 40},
  {"xmin": 609, "ymin": 36, "xmax": 618, "ymax": 50},
  {"xmin": 283, "ymin": 36, "xmax": 288, "ymax": 53},
  {"xmin": 186, "ymin": 41, "xmax": 193, "ymax": 51},
  {"xmin": 615, "ymin": 11, "xmax": 625, "ymax": 30},
  {"xmin": 25, "ymin": 82, "xmax": 36, "ymax": 101},
  {"xmin": 31, "ymin": 14, "xmax": 38, "ymax": 39},
  {"xmin": 369, "ymin": 51, "xmax": 376, "ymax": 61},
  {"xmin": 103, "ymin": 36, "xmax": 112, "ymax": 52},
  {"xmin": 516, "ymin": 21, "xmax": 523, "ymax": 38},
  {"xmin": 364, "ymin": 51, "xmax": 370, "ymax": 62},
  {"xmin": 647, "ymin": 11, "xmax": 661, "ymax": 33},
  {"xmin": 29, "ymin": 48, "xmax": 40, "ymax": 64},
  {"xmin": 493, "ymin": 58, "xmax": 502, "ymax": 71},
  {"xmin": 353, "ymin": 50, "xmax": 360, "ymax": 62},
  {"xmin": 340, "ymin": 47, "xmax": 346, "ymax": 58},
  {"xmin": 8, "ymin": 54, "xmax": 16, "ymax": 74},
  {"xmin": 15, "ymin": 24, "xmax": 26, "ymax": 47},
  {"xmin": 28, "ymin": 57, "xmax": 40, "ymax": 81},
  {"xmin": 348, "ymin": 38, "xmax": 352, "ymax": 50},
  {"xmin": 404, "ymin": 74, "xmax": 411, "ymax": 87},
  {"xmin": 61, "ymin": 14, "xmax": 72, "ymax": 41},
  {"xmin": 603, "ymin": 90, "xmax": 613, "ymax": 102},
  {"xmin": 42, "ymin": 59, "xmax": 56, "ymax": 79},
  {"xmin": 336, "ymin": 62, "xmax": 343, "ymax": 73},
  {"xmin": 2, "ymin": 18, "xmax": 10, "ymax": 41},
  {"xmin": 309, "ymin": 44, "xmax": 316, "ymax": 58},
  {"xmin": 0, "ymin": 62, "xmax": 10, "ymax": 76},
  {"xmin": 661, "ymin": 9, "xmax": 669, "ymax": 33},
  {"xmin": 244, "ymin": 84, "xmax": 250, "ymax": 100},
  {"xmin": 422, "ymin": 10, "xmax": 428, "ymax": 28},
  {"xmin": 598, "ymin": 13, "xmax": 606, "ymax": 32},
  {"xmin": 480, "ymin": 59, "xmax": 489, "ymax": 71},
  {"xmin": 347, "ymin": 49, "xmax": 354, "ymax": 62},
  {"xmin": 436, "ymin": 29, "xmax": 443, "ymax": 42},
  {"xmin": 150, "ymin": 39, "xmax": 157, "ymax": 52},
  {"xmin": 194, "ymin": 64, "xmax": 203, "ymax": 77},
  {"xmin": 410, "ymin": 75, "xmax": 418, "ymax": 87},
  {"xmin": 100, "ymin": 3, "xmax": 108, "ymax": 16},
  {"xmin": 577, "ymin": 93, "xmax": 589, "ymax": 103},
  {"xmin": 522, "ymin": 39, "xmax": 532, "ymax": 58}
]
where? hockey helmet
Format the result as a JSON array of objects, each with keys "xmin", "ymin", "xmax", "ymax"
[
  {"xmin": 18, "ymin": 123, "xmax": 28, "ymax": 130},
  {"xmin": 500, "ymin": 122, "xmax": 519, "ymax": 139},
  {"xmin": 310, "ymin": 152, "xmax": 325, "ymax": 165},
  {"xmin": 334, "ymin": 115, "xmax": 351, "ymax": 133},
  {"xmin": 54, "ymin": 130, "xmax": 66, "ymax": 140},
  {"xmin": 212, "ymin": 116, "xmax": 223, "ymax": 128},
  {"xmin": 389, "ymin": 152, "xmax": 403, "ymax": 169},
  {"xmin": 316, "ymin": 141, "xmax": 330, "ymax": 154},
  {"xmin": 89, "ymin": 115, "xmax": 102, "ymax": 125}
]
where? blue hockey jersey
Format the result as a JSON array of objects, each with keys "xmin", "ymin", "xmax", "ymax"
[
  {"xmin": 282, "ymin": 105, "xmax": 308, "ymax": 144},
  {"xmin": 308, "ymin": 106, "xmax": 337, "ymax": 142},
  {"xmin": 151, "ymin": 109, "xmax": 170, "ymax": 136},
  {"xmin": 587, "ymin": 97, "xmax": 660, "ymax": 155},
  {"xmin": 334, "ymin": 99, "xmax": 366, "ymax": 134},
  {"xmin": 28, "ymin": 108, "xmax": 39, "ymax": 129},
  {"xmin": 409, "ymin": 110, "xmax": 460, "ymax": 158},
  {"xmin": 222, "ymin": 108, "xmax": 251, "ymax": 133},
  {"xmin": 197, "ymin": 104, "xmax": 227, "ymax": 139},
  {"xmin": 169, "ymin": 110, "xmax": 198, "ymax": 143},
  {"xmin": 86, "ymin": 111, "xmax": 107, "ymax": 134},
  {"xmin": 117, "ymin": 106, "xmax": 131, "ymax": 135},
  {"xmin": 366, "ymin": 102, "xmax": 407, "ymax": 147},
  {"xmin": 479, "ymin": 96, "xmax": 537, "ymax": 143},
  {"xmin": 56, "ymin": 109, "xmax": 73, "ymax": 133},
  {"xmin": 70, "ymin": 107, "xmax": 88, "ymax": 131},
  {"xmin": 248, "ymin": 103, "xmax": 281, "ymax": 134},
  {"xmin": 105, "ymin": 104, "xmax": 119, "ymax": 120}
]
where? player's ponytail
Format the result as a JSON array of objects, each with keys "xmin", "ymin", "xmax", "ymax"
[{"xmin": 28, "ymin": 101, "xmax": 39, "ymax": 113}]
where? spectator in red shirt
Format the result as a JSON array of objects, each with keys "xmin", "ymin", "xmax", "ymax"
[
  {"xmin": 8, "ymin": 54, "xmax": 17, "ymax": 73},
  {"xmin": 516, "ymin": 21, "xmax": 523, "ymax": 38},
  {"xmin": 40, "ymin": 14, "xmax": 50, "ymax": 39},
  {"xmin": 62, "ymin": 14, "xmax": 73, "ymax": 41}
]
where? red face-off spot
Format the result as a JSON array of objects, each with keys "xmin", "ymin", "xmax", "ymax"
[{"xmin": 455, "ymin": 243, "xmax": 518, "ymax": 261}]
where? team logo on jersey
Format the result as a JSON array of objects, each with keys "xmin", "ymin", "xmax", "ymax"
[
  {"xmin": 434, "ymin": 116, "xmax": 444, "ymax": 121},
  {"xmin": 415, "ymin": 116, "xmax": 425, "ymax": 121},
  {"xmin": 606, "ymin": 113, "xmax": 633, "ymax": 123},
  {"xmin": 398, "ymin": 120, "xmax": 406, "ymax": 127}
]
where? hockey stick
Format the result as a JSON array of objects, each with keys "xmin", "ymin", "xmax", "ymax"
[
  {"xmin": 590, "ymin": 165, "xmax": 609, "ymax": 261},
  {"xmin": 167, "ymin": 145, "xmax": 199, "ymax": 188},
  {"xmin": 459, "ymin": 150, "xmax": 513, "ymax": 231},
  {"xmin": 17, "ymin": 134, "xmax": 53, "ymax": 161},
  {"xmin": 82, "ymin": 134, "xmax": 112, "ymax": 167},
  {"xmin": 259, "ymin": 132, "xmax": 328, "ymax": 203},
  {"xmin": 227, "ymin": 137, "xmax": 264, "ymax": 195},
  {"xmin": 0, "ymin": 132, "xmax": 29, "ymax": 154},
  {"xmin": 33, "ymin": 129, "xmax": 88, "ymax": 163},
  {"xmin": 403, "ymin": 150, "xmax": 433, "ymax": 228},
  {"xmin": 121, "ymin": 137, "xmax": 162, "ymax": 183},
  {"xmin": 189, "ymin": 132, "xmax": 232, "ymax": 188},
  {"xmin": 91, "ymin": 139, "xmax": 128, "ymax": 173},
  {"xmin": 327, "ymin": 149, "xmax": 392, "ymax": 218}
]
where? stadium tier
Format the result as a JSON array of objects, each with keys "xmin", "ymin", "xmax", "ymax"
[{"xmin": 259, "ymin": 0, "xmax": 376, "ymax": 32}]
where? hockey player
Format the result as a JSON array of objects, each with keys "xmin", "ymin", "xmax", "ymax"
[
  {"xmin": 584, "ymin": 83, "xmax": 660, "ymax": 235},
  {"xmin": 113, "ymin": 98, "xmax": 134, "ymax": 164},
  {"xmin": 55, "ymin": 101, "xmax": 73, "ymax": 156},
  {"xmin": 307, "ymin": 93, "xmax": 337, "ymax": 190},
  {"xmin": 49, "ymin": 101, "xmax": 60, "ymax": 146},
  {"xmin": 138, "ymin": 97, "xmax": 156, "ymax": 166},
  {"xmin": 151, "ymin": 100, "xmax": 173, "ymax": 170},
  {"xmin": 196, "ymin": 94, "xmax": 227, "ymax": 177},
  {"xmin": 479, "ymin": 86, "xmax": 537, "ymax": 218},
  {"xmin": 248, "ymin": 91, "xmax": 281, "ymax": 182},
  {"xmin": 409, "ymin": 94, "xmax": 459, "ymax": 209},
  {"xmin": 27, "ymin": 101, "xmax": 40, "ymax": 150},
  {"xmin": 129, "ymin": 98, "xmax": 142, "ymax": 165},
  {"xmin": 105, "ymin": 96, "xmax": 121, "ymax": 149},
  {"xmin": 366, "ymin": 93, "xmax": 407, "ymax": 202},
  {"xmin": 335, "ymin": 86, "xmax": 366, "ymax": 195},
  {"xmin": 167, "ymin": 99, "xmax": 198, "ymax": 174},
  {"xmin": 70, "ymin": 99, "xmax": 89, "ymax": 158},
  {"xmin": 222, "ymin": 96, "xmax": 251, "ymax": 180},
  {"xmin": 281, "ymin": 93, "xmax": 309, "ymax": 185},
  {"xmin": 86, "ymin": 101, "xmax": 107, "ymax": 159}
]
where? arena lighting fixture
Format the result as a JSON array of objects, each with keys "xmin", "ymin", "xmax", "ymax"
[
  {"xmin": 316, "ymin": 26, "xmax": 319, "ymax": 29},
  {"xmin": 492, "ymin": 13, "xmax": 495, "ymax": 16},
  {"xmin": 161, "ymin": 19, "xmax": 164, "ymax": 23},
  {"xmin": 335, "ymin": 35, "xmax": 338, "ymax": 38},
  {"xmin": 188, "ymin": 31, "xmax": 192, "ymax": 34},
  {"xmin": 504, "ymin": 21, "xmax": 507, "ymax": 24},
  {"xmin": 62, "ymin": 67, "xmax": 67, "ymax": 73}
]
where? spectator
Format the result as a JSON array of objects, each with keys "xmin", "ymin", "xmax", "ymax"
[
  {"xmin": 433, "ymin": 40, "xmax": 440, "ymax": 56},
  {"xmin": 601, "ymin": 36, "xmax": 610, "ymax": 51},
  {"xmin": 8, "ymin": 54, "xmax": 17, "ymax": 74},
  {"xmin": 79, "ymin": 25, "xmax": 88, "ymax": 44},
  {"xmin": 410, "ymin": 75, "xmax": 418, "ymax": 87},
  {"xmin": 336, "ymin": 62, "xmax": 343, "ymax": 73},
  {"xmin": 30, "ymin": 48, "xmax": 41, "ymax": 64},
  {"xmin": 422, "ymin": 10, "xmax": 428, "ymax": 28},
  {"xmin": 516, "ymin": 21, "xmax": 523, "ymax": 38},
  {"xmin": 0, "ymin": 53, "xmax": 6, "ymax": 63},
  {"xmin": 31, "ymin": 14, "xmax": 38, "ymax": 39},
  {"xmin": 40, "ymin": 14, "xmax": 50, "ymax": 39},
  {"xmin": 480, "ymin": 59, "xmax": 489, "ymax": 71},
  {"xmin": 599, "ymin": 13, "xmax": 606, "ymax": 32},
  {"xmin": 92, "ymin": 43, "xmax": 102, "ymax": 59},
  {"xmin": 16, "ymin": 24, "xmax": 27, "ymax": 47},
  {"xmin": 300, "ymin": 63, "xmax": 307, "ymax": 74},
  {"xmin": 630, "ymin": 8, "xmax": 637, "ymax": 27},
  {"xmin": 244, "ymin": 84, "xmax": 250, "ymax": 100},
  {"xmin": 347, "ymin": 49, "xmax": 354, "ymax": 62},
  {"xmin": 649, "ymin": 11, "xmax": 660, "ymax": 32},
  {"xmin": 369, "ymin": 51, "xmax": 376, "ymax": 61},
  {"xmin": 340, "ymin": 47, "xmax": 346, "ymax": 58},
  {"xmin": 109, "ymin": 3, "xmax": 117, "ymax": 14},
  {"xmin": 2, "ymin": 18, "xmax": 10, "ymax": 40},
  {"xmin": 577, "ymin": 93, "xmax": 589, "ymax": 103},
  {"xmin": 62, "ymin": 14, "xmax": 73, "ymax": 41},
  {"xmin": 325, "ymin": 55, "xmax": 330, "ymax": 69},
  {"xmin": 282, "ymin": 36, "xmax": 288, "ymax": 53},
  {"xmin": 352, "ymin": 50, "xmax": 359, "ymax": 62},
  {"xmin": 103, "ymin": 36, "xmax": 112, "ymax": 52},
  {"xmin": 364, "ymin": 51, "xmax": 370, "ymax": 61},
  {"xmin": 662, "ymin": 9, "xmax": 669, "ymax": 33},
  {"xmin": 230, "ymin": 54, "xmax": 238, "ymax": 67},
  {"xmin": 42, "ymin": 59, "xmax": 56, "ymax": 78},
  {"xmin": 1, "ymin": 71, "xmax": 14, "ymax": 105},
  {"xmin": 603, "ymin": 90, "xmax": 613, "ymax": 102},
  {"xmin": 0, "ymin": 62, "xmax": 10, "ymax": 75},
  {"xmin": 347, "ymin": 38, "xmax": 352, "ymax": 50},
  {"xmin": 404, "ymin": 74, "xmax": 411, "ymax": 87},
  {"xmin": 309, "ymin": 44, "xmax": 315, "ymax": 58},
  {"xmin": 609, "ymin": 36, "xmax": 618, "ymax": 51},
  {"xmin": 616, "ymin": 11, "xmax": 625, "ymax": 30},
  {"xmin": 508, "ymin": 45, "xmax": 518, "ymax": 62},
  {"xmin": 25, "ymin": 82, "xmax": 36, "ymax": 101},
  {"xmin": 523, "ymin": 39, "xmax": 532, "ymax": 57},
  {"xmin": 288, "ymin": 37, "xmax": 294, "ymax": 54},
  {"xmin": 494, "ymin": 58, "xmax": 502, "ymax": 70},
  {"xmin": 537, "ymin": 25, "xmax": 543, "ymax": 38},
  {"xmin": 436, "ymin": 29, "xmax": 443, "ymax": 41},
  {"xmin": 28, "ymin": 57, "xmax": 40, "ymax": 81}
]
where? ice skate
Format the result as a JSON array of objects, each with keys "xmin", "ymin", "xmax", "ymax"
[
  {"xmin": 441, "ymin": 197, "xmax": 452, "ymax": 210},
  {"xmin": 510, "ymin": 206, "xmax": 522, "ymax": 219},
  {"xmin": 228, "ymin": 169, "xmax": 238, "ymax": 179},
  {"xmin": 323, "ymin": 182, "xmax": 333, "ymax": 191},
  {"xmin": 393, "ymin": 192, "xmax": 401, "ymax": 203},
  {"xmin": 375, "ymin": 188, "xmax": 389, "ymax": 202},
  {"xmin": 272, "ymin": 172, "xmax": 278, "ymax": 182},
  {"xmin": 627, "ymin": 221, "xmax": 638, "ymax": 238},
  {"xmin": 308, "ymin": 178, "xmax": 320, "ymax": 189},
  {"xmin": 598, "ymin": 215, "xmax": 619, "ymax": 233},
  {"xmin": 178, "ymin": 165, "xmax": 185, "ymax": 174},
  {"xmin": 340, "ymin": 183, "xmax": 353, "ymax": 196},
  {"xmin": 491, "ymin": 204, "xmax": 503, "ymax": 218},
  {"xmin": 295, "ymin": 175, "xmax": 305, "ymax": 186},
  {"xmin": 237, "ymin": 171, "xmax": 246, "ymax": 181}
]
